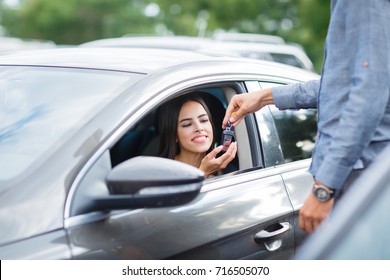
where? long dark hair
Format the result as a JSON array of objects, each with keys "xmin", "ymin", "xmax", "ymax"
[{"xmin": 158, "ymin": 93, "xmax": 215, "ymax": 159}]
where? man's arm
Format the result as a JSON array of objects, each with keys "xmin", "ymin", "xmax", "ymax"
[{"xmin": 272, "ymin": 79, "xmax": 320, "ymax": 110}]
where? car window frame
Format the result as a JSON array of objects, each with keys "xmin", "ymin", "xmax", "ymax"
[{"xmin": 66, "ymin": 81, "xmax": 261, "ymax": 219}]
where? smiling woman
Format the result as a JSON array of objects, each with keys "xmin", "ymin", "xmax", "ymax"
[{"xmin": 158, "ymin": 93, "xmax": 237, "ymax": 177}]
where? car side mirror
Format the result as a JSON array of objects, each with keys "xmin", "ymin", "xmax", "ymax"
[{"xmin": 93, "ymin": 156, "xmax": 204, "ymax": 210}]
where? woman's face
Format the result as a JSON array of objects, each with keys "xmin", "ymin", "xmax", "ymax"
[{"xmin": 176, "ymin": 100, "xmax": 213, "ymax": 155}]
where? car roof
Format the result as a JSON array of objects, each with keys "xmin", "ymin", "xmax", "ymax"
[
  {"xmin": 0, "ymin": 47, "xmax": 218, "ymax": 73},
  {"xmin": 0, "ymin": 47, "xmax": 316, "ymax": 79}
]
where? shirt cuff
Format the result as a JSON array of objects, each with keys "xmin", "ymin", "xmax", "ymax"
[
  {"xmin": 272, "ymin": 84, "xmax": 298, "ymax": 110},
  {"xmin": 313, "ymin": 157, "xmax": 353, "ymax": 190}
]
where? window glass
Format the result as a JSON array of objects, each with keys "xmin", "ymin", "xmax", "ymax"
[
  {"xmin": 0, "ymin": 66, "xmax": 142, "ymax": 180},
  {"xmin": 259, "ymin": 82, "xmax": 317, "ymax": 164},
  {"xmin": 269, "ymin": 105, "xmax": 317, "ymax": 163},
  {"xmin": 269, "ymin": 53, "xmax": 304, "ymax": 69}
]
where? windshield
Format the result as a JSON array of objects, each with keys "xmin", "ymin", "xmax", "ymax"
[{"xmin": 0, "ymin": 66, "xmax": 142, "ymax": 180}]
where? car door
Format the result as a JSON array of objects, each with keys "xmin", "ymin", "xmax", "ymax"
[
  {"xmin": 65, "ymin": 81, "xmax": 297, "ymax": 260},
  {"xmin": 254, "ymin": 81, "xmax": 317, "ymax": 256},
  {"xmin": 67, "ymin": 165, "xmax": 295, "ymax": 260}
]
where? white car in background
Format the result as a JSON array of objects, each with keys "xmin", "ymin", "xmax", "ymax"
[
  {"xmin": 80, "ymin": 34, "xmax": 315, "ymax": 72},
  {"xmin": 80, "ymin": 35, "xmax": 213, "ymax": 51},
  {"xmin": 197, "ymin": 40, "xmax": 315, "ymax": 72},
  {"xmin": 212, "ymin": 31, "xmax": 286, "ymax": 44},
  {"xmin": 0, "ymin": 36, "xmax": 56, "ymax": 55}
]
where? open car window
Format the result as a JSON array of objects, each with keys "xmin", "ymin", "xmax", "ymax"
[{"xmin": 109, "ymin": 86, "xmax": 244, "ymax": 176}]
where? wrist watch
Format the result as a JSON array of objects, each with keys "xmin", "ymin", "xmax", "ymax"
[{"xmin": 312, "ymin": 183, "xmax": 336, "ymax": 202}]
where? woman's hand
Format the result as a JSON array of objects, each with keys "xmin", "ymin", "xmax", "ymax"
[{"xmin": 199, "ymin": 142, "xmax": 237, "ymax": 177}]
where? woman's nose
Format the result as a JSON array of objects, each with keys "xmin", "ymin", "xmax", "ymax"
[{"xmin": 194, "ymin": 121, "xmax": 204, "ymax": 131}]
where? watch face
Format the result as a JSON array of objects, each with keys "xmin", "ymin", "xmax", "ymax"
[{"xmin": 314, "ymin": 187, "xmax": 330, "ymax": 201}]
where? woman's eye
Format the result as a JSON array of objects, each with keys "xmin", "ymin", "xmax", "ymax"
[
  {"xmin": 181, "ymin": 122, "xmax": 192, "ymax": 127},
  {"xmin": 200, "ymin": 118, "xmax": 209, "ymax": 123}
]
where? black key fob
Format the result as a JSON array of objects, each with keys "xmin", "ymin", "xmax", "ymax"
[{"xmin": 221, "ymin": 122, "xmax": 235, "ymax": 152}]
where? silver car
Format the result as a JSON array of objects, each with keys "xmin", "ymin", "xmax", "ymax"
[{"xmin": 0, "ymin": 47, "xmax": 319, "ymax": 259}]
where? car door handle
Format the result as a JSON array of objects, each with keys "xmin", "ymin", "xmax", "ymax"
[{"xmin": 253, "ymin": 222, "xmax": 290, "ymax": 243}]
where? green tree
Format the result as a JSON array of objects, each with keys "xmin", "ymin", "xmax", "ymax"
[
  {"xmin": 0, "ymin": 0, "xmax": 329, "ymax": 71},
  {"xmin": 287, "ymin": 0, "xmax": 330, "ymax": 72},
  {"xmin": 143, "ymin": 0, "xmax": 329, "ymax": 72},
  {"xmin": 0, "ymin": 0, "xmax": 156, "ymax": 44}
]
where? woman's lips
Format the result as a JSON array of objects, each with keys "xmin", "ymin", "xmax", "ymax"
[{"xmin": 192, "ymin": 135, "xmax": 208, "ymax": 143}]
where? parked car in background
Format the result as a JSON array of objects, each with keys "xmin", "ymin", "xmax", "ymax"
[
  {"xmin": 212, "ymin": 31, "xmax": 286, "ymax": 44},
  {"xmin": 80, "ymin": 35, "xmax": 213, "ymax": 51},
  {"xmin": 295, "ymin": 144, "xmax": 390, "ymax": 260},
  {"xmin": 0, "ymin": 36, "xmax": 56, "ymax": 55},
  {"xmin": 197, "ymin": 40, "xmax": 315, "ymax": 72},
  {"xmin": 80, "ymin": 35, "xmax": 315, "ymax": 72},
  {"xmin": 0, "ymin": 47, "xmax": 318, "ymax": 259}
]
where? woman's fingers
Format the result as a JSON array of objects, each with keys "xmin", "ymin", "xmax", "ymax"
[{"xmin": 217, "ymin": 142, "xmax": 237, "ymax": 167}]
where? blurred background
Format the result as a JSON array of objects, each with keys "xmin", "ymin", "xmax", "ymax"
[{"xmin": 0, "ymin": 0, "xmax": 330, "ymax": 73}]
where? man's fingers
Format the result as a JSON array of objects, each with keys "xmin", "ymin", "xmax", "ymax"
[
  {"xmin": 223, "ymin": 102, "xmax": 237, "ymax": 127},
  {"xmin": 299, "ymin": 214, "xmax": 314, "ymax": 233},
  {"xmin": 222, "ymin": 104, "xmax": 233, "ymax": 128}
]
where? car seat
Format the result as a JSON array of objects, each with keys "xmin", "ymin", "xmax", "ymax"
[{"xmin": 110, "ymin": 111, "xmax": 158, "ymax": 166}]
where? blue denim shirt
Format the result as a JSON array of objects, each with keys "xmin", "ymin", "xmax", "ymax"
[{"xmin": 272, "ymin": 0, "xmax": 390, "ymax": 190}]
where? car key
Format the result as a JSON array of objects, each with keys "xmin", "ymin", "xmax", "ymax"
[{"xmin": 221, "ymin": 121, "xmax": 235, "ymax": 152}]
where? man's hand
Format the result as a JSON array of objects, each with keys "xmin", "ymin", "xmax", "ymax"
[
  {"xmin": 299, "ymin": 187, "xmax": 334, "ymax": 233},
  {"xmin": 222, "ymin": 88, "xmax": 274, "ymax": 128}
]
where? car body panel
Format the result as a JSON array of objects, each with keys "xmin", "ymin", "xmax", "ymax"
[
  {"xmin": 67, "ymin": 169, "xmax": 293, "ymax": 259},
  {"xmin": 0, "ymin": 230, "xmax": 71, "ymax": 259}
]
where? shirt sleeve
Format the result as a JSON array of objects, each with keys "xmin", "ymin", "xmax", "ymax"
[{"xmin": 272, "ymin": 79, "xmax": 320, "ymax": 110}]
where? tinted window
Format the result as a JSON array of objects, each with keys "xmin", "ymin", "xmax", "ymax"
[
  {"xmin": 269, "ymin": 105, "xmax": 317, "ymax": 163},
  {"xmin": 269, "ymin": 53, "xmax": 304, "ymax": 69},
  {"xmin": 259, "ymin": 82, "xmax": 317, "ymax": 164}
]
